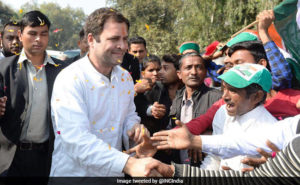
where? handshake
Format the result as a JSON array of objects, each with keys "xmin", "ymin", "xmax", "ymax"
[{"xmin": 123, "ymin": 120, "xmax": 200, "ymax": 177}]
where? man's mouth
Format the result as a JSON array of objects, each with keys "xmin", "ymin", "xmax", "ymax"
[
  {"xmin": 33, "ymin": 45, "xmax": 42, "ymax": 49},
  {"xmin": 10, "ymin": 47, "xmax": 19, "ymax": 52},
  {"xmin": 226, "ymin": 102, "xmax": 235, "ymax": 110}
]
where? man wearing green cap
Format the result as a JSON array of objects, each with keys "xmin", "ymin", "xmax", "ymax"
[
  {"xmin": 197, "ymin": 63, "xmax": 277, "ymax": 170},
  {"xmin": 178, "ymin": 41, "xmax": 200, "ymax": 55}
]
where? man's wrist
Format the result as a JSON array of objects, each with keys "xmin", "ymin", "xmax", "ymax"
[
  {"xmin": 258, "ymin": 29, "xmax": 271, "ymax": 44},
  {"xmin": 123, "ymin": 156, "xmax": 136, "ymax": 175},
  {"xmin": 190, "ymin": 135, "xmax": 202, "ymax": 149}
]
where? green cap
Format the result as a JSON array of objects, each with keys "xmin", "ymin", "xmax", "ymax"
[
  {"xmin": 218, "ymin": 63, "xmax": 272, "ymax": 92},
  {"xmin": 179, "ymin": 43, "xmax": 200, "ymax": 54},
  {"xmin": 227, "ymin": 32, "xmax": 258, "ymax": 47},
  {"xmin": 218, "ymin": 32, "xmax": 258, "ymax": 51}
]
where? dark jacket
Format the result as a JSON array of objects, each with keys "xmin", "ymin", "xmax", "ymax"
[
  {"xmin": 134, "ymin": 82, "xmax": 171, "ymax": 134},
  {"xmin": 0, "ymin": 55, "xmax": 68, "ymax": 175},
  {"xmin": 134, "ymin": 82, "xmax": 180, "ymax": 164},
  {"xmin": 121, "ymin": 52, "xmax": 140, "ymax": 83},
  {"xmin": 169, "ymin": 83, "xmax": 222, "ymax": 128}
]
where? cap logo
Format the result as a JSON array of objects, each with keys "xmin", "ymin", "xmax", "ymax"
[{"xmin": 232, "ymin": 65, "xmax": 259, "ymax": 81}]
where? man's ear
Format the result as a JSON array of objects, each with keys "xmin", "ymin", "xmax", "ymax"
[
  {"xmin": 18, "ymin": 30, "xmax": 22, "ymax": 42},
  {"xmin": 177, "ymin": 70, "xmax": 182, "ymax": 80},
  {"xmin": 258, "ymin": 59, "xmax": 268, "ymax": 68},
  {"xmin": 252, "ymin": 90, "xmax": 265, "ymax": 105},
  {"xmin": 87, "ymin": 33, "xmax": 94, "ymax": 48}
]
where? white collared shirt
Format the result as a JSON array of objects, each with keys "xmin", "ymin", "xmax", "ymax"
[
  {"xmin": 201, "ymin": 104, "xmax": 277, "ymax": 170},
  {"xmin": 180, "ymin": 91, "xmax": 194, "ymax": 163},
  {"xmin": 50, "ymin": 56, "xmax": 140, "ymax": 176},
  {"xmin": 202, "ymin": 113, "xmax": 300, "ymax": 160}
]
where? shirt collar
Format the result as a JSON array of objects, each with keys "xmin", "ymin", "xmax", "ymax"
[
  {"xmin": 182, "ymin": 90, "xmax": 193, "ymax": 105},
  {"xmin": 17, "ymin": 49, "xmax": 55, "ymax": 66}
]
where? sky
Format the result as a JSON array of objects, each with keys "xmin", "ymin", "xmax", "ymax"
[{"xmin": 5, "ymin": 0, "xmax": 108, "ymax": 15}]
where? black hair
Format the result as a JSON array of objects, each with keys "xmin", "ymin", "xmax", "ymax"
[
  {"xmin": 20, "ymin": 10, "xmax": 51, "ymax": 32},
  {"xmin": 228, "ymin": 41, "xmax": 271, "ymax": 71},
  {"xmin": 142, "ymin": 55, "xmax": 161, "ymax": 71},
  {"xmin": 1, "ymin": 21, "xmax": 21, "ymax": 38},
  {"xmin": 162, "ymin": 54, "xmax": 181, "ymax": 70},
  {"xmin": 178, "ymin": 52, "xmax": 208, "ymax": 70},
  {"xmin": 128, "ymin": 36, "xmax": 146, "ymax": 49},
  {"xmin": 244, "ymin": 83, "xmax": 267, "ymax": 105}
]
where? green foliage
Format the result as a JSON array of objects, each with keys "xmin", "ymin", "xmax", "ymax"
[
  {"xmin": 108, "ymin": 0, "xmax": 282, "ymax": 56},
  {"xmin": 0, "ymin": 1, "xmax": 18, "ymax": 30}
]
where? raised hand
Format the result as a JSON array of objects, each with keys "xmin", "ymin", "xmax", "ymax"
[
  {"xmin": 257, "ymin": 10, "xmax": 274, "ymax": 32},
  {"xmin": 151, "ymin": 102, "xmax": 166, "ymax": 119},
  {"xmin": 256, "ymin": 10, "xmax": 274, "ymax": 44},
  {"xmin": 127, "ymin": 124, "xmax": 150, "ymax": 144},
  {"xmin": 134, "ymin": 78, "xmax": 153, "ymax": 94},
  {"xmin": 240, "ymin": 140, "xmax": 280, "ymax": 172},
  {"xmin": 125, "ymin": 128, "xmax": 157, "ymax": 158},
  {"xmin": 151, "ymin": 120, "xmax": 195, "ymax": 150}
]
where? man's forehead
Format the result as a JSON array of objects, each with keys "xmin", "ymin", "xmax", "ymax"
[
  {"xmin": 103, "ymin": 19, "xmax": 128, "ymax": 32},
  {"xmin": 182, "ymin": 55, "xmax": 204, "ymax": 64},
  {"xmin": 162, "ymin": 62, "xmax": 175, "ymax": 68},
  {"xmin": 130, "ymin": 43, "xmax": 145, "ymax": 49},
  {"xmin": 23, "ymin": 25, "xmax": 49, "ymax": 32},
  {"xmin": 4, "ymin": 25, "xmax": 20, "ymax": 32}
]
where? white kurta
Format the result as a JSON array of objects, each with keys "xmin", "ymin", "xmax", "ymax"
[
  {"xmin": 201, "ymin": 104, "xmax": 277, "ymax": 171},
  {"xmin": 50, "ymin": 56, "xmax": 140, "ymax": 176}
]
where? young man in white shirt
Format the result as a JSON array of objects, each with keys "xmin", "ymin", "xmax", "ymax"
[{"xmin": 49, "ymin": 8, "xmax": 157, "ymax": 179}]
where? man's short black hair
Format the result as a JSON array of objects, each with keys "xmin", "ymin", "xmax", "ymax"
[
  {"xmin": 244, "ymin": 83, "xmax": 267, "ymax": 106},
  {"xmin": 1, "ymin": 21, "xmax": 21, "ymax": 38},
  {"xmin": 20, "ymin": 10, "xmax": 51, "ymax": 32},
  {"xmin": 178, "ymin": 52, "xmax": 208, "ymax": 70},
  {"xmin": 142, "ymin": 55, "xmax": 161, "ymax": 71},
  {"xmin": 128, "ymin": 36, "xmax": 146, "ymax": 48},
  {"xmin": 228, "ymin": 41, "xmax": 271, "ymax": 71},
  {"xmin": 162, "ymin": 54, "xmax": 181, "ymax": 70}
]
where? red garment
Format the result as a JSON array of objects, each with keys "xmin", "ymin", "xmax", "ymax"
[
  {"xmin": 185, "ymin": 89, "xmax": 300, "ymax": 135},
  {"xmin": 264, "ymin": 89, "xmax": 300, "ymax": 119}
]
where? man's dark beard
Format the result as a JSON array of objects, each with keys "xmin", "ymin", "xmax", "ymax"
[{"xmin": 2, "ymin": 49, "xmax": 15, "ymax": 57}]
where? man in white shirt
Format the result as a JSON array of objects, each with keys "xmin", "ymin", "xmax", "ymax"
[
  {"xmin": 50, "ymin": 8, "xmax": 155, "ymax": 179},
  {"xmin": 146, "ymin": 114, "xmax": 299, "ymax": 178},
  {"xmin": 200, "ymin": 63, "xmax": 276, "ymax": 170}
]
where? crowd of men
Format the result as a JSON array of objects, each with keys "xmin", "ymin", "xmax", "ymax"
[{"xmin": 0, "ymin": 5, "xmax": 299, "ymax": 185}]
